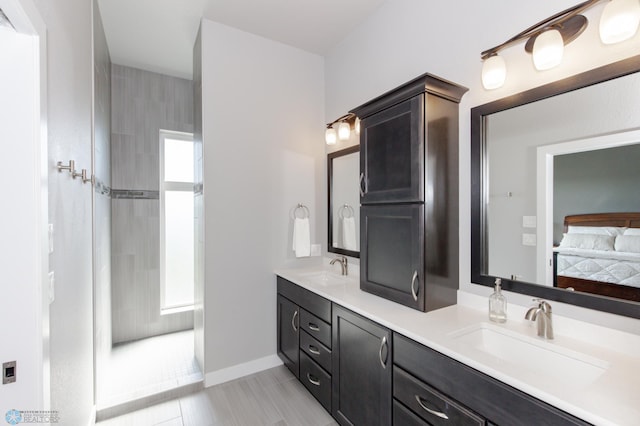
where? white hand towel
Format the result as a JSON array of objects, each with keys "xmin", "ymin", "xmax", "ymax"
[
  {"xmin": 343, "ymin": 216, "xmax": 357, "ymax": 251},
  {"xmin": 293, "ymin": 217, "xmax": 311, "ymax": 257}
]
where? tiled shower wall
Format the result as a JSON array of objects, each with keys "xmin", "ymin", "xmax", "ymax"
[{"xmin": 111, "ymin": 64, "xmax": 194, "ymax": 344}]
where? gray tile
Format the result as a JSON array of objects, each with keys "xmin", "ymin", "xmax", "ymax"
[
  {"xmin": 98, "ymin": 400, "xmax": 181, "ymax": 426},
  {"xmin": 266, "ymin": 379, "xmax": 334, "ymax": 426}
]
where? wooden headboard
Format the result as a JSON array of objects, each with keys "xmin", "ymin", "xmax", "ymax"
[{"xmin": 563, "ymin": 212, "xmax": 640, "ymax": 232}]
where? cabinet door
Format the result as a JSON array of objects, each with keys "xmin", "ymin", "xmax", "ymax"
[
  {"xmin": 332, "ymin": 304, "xmax": 392, "ymax": 426},
  {"xmin": 277, "ymin": 294, "xmax": 299, "ymax": 378},
  {"xmin": 360, "ymin": 94, "xmax": 424, "ymax": 204},
  {"xmin": 361, "ymin": 204, "xmax": 425, "ymax": 311}
]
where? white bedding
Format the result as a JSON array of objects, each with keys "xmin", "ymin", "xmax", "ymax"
[{"xmin": 554, "ymin": 247, "xmax": 640, "ymax": 288}]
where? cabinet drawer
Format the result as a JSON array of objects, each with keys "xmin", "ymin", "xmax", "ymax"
[
  {"xmin": 393, "ymin": 400, "xmax": 429, "ymax": 426},
  {"xmin": 277, "ymin": 276, "xmax": 331, "ymax": 323},
  {"xmin": 394, "ymin": 333, "xmax": 589, "ymax": 426},
  {"xmin": 300, "ymin": 309, "xmax": 332, "ymax": 348},
  {"xmin": 300, "ymin": 330, "xmax": 331, "ymax": 373},
  {"xmin": 394, "ymin": 367, "xmax": 484, "ymax": 426},
  {"xmin": 300, "ymin": 351, "xmax": 331, "ymax": 413}
]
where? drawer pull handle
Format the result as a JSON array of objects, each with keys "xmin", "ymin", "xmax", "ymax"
[
  {"xmin": 307, "ymin": 373, "xmax": 321, "ymax": 386},
  {"xmin": 378, "ymin": 336, "xmax": 388, "ymax": 369},
  {"xmin": 308, "ymin": 345, "xmax": 321, "ymax": 355},
  {"xmin": 308, "ymin": 323, "xmax": 320, "ymax": 332},
  {"xmin": 415, "ymin": 395, "xmax": 449, "ymax": 420},
  {"xmin": 291, "ymin": 310, "xmax": 299, "ymax": 332},
  {"xmin": 411, "ymin": 270, "xmax": 419, "ymax": 301}
]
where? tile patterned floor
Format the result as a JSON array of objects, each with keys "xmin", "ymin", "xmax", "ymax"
[
  {"xmin": 98, "ymin": 366, "xmax": 337, "ymax": 426},
  {"xmin": 98, "ymin": 330, "xmax": 202, "ymax": 410}
]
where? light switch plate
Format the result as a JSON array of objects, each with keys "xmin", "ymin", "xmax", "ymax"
[
  {"xmin": 522, "ymin": 233, "xmax": 537, "ymax": 246},
  {"xmin": 48, "ymin": 224, "xmax": 54, "ymax": 253},
  {"xmin": 3, "ymin": 361, "xmax": 16, "ymax": 384},
  {"xmin": 522, "ymin": 216, "xmax": 537, "ymax": 228}
]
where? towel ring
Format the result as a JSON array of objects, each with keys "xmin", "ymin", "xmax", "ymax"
[
  {"xmin": 294, "ymin": 203, "xmax": 310, "ymax": 219},
  {"xmin": 338, "ymin": 204, "xmax": 355, "ymax": 219}
]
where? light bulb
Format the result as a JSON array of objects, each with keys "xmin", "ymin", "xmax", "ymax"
[
  {"xmin": 338, "ymin": 121, "xmax": 351, "ymax": 140},
  {"xmin": 532, "ymin": 29, "xmax": 564, "ymax": 71},
  {"xmin": 600, "ymin": 0, "xmax": 640, "ymax": 44},
  {"xmin": 355, "ymin": 117, "xmax": 360, "ymax": 135},
  {"xmin": 481, "ymin": 54, "xmax": 506, "ymax": 90},
  {"xmin": 325, "ymin": 127, "xmax": 337, "ymax": 145}
]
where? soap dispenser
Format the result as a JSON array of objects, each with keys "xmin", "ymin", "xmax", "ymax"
[{"xmin": 489, "ymin": 278, "xmax": 507, "ymax": 323}]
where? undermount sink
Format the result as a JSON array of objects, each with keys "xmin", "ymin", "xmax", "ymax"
[
  {"xmin": 449, "ymin": 323, "xmax": 609, "ymax": 386},
  {"xmin": 299, "ymin": 270, "xmax": 351, "ymax": 286}
]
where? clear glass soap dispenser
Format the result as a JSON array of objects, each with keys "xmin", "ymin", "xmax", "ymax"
[{"xmin": 489, "ymin": 278, "xmax": 507, "ymax": 323}]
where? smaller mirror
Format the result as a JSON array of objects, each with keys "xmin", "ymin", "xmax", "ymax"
[{"xmin": 328, "ymin": 145, "xmax": 360, "ymax": 258}]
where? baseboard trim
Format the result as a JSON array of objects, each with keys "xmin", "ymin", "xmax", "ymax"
[
  {"xmin": 204, "ymin": 354, "xmax": 283, "ymax": 387},
  {"xmin": 88, "ymin": 405, "xmax": 96, "ymax": 426}
]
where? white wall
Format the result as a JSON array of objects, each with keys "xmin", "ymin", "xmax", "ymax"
[
  {"xmin": 0, "ymin": 19, "xmax": 46, "ymax": 413},
  {"xmin": 199, "ymin": 19, "xmax": 325, "ymax": 380},
  {"xmin": 33, "ymin": 0, "xmax": 95, "ymax": 423},
  {"xmin": 324, "ymin": 0, "xmax": 640, "ymax": 332}
]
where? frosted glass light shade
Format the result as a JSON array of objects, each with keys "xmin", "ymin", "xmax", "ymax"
[
  {"xmin": 481, "ymin": 55, "xmax": 507, "ymax": 90},
  {"xmin": 355, "ymin": 117, "xmax": 361, "ymax": 135},
  {"xmin": 600, "ymin": 0, "xmax": 640, "ymax": 44},
  {"xmin": 325, "ymin": 127, "xmax": 337, "ymax": 145},
  {"xmin": 338, "ymin": 121, "xmax": 351, "ymax": 140},
  {"xmin": 533, "ymin": 29, "xmax": 564, "ymax": 71}
]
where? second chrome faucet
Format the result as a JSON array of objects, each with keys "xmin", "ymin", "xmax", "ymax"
[
  {"xmin": 330, "ymin": 256, "xmax": 348, "ymax": 276},
  {"xmin": 525, "ymin": 299, "xmax": 554, "ymax": 340}
]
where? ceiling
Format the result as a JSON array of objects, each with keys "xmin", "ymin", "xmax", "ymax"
[{"xmin": 97, "ymin": 0, "xmax": 387, "ymax": 80}]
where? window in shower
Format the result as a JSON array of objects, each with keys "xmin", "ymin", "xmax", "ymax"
[{"xmin": 160, "ymin": 130, "xmax": 195, "ymax": 312}]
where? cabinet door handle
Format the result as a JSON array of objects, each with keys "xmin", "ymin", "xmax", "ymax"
[
  {"xmin": 291, "ymin": 310, "xmax": 299, "ymax": 332},
  {"xmin": 307, "ymin": 322, "xmax": 320, "ymax": 332},
  {"xmin": 308, "ymin": 345, "xmax": 321, "ymax": 355},
  {"xmin": 411, "ymin": 270, "xmax": 419, "ymax": 301},
  {"xmin": 307, "ymin": 373, "xmax": 321, "ymax": 386},
  {"xmin": 359, "ymin": 172, "xmax": 366, "ymax": 196},
  {"xmin": 415, "ymin": 395, "xmax": 449, "ymax": 420},
  {"xmin": 378, "ymin": 336, "xmax": 388, "ymax": 369}
]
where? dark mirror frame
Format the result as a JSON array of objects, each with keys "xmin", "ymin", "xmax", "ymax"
[
  {"xmin": 328, "ymin": 145, "xmax": 360, "ymax": 258},
  {"xmin": 471, "ymin": 54, "xmax": 640, "ymax": 319}
]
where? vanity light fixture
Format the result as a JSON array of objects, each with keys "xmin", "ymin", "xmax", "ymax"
[
  {"xmin": 480, "ymin": 0, "xmax": 640, "ymax": 90},
  {"xmin": 325, "ymin": 113, "xmax": 359, "ymax": 145}
]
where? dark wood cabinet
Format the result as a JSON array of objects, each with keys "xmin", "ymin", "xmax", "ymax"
[
  {"xmin": 361, "ymin": 204, "xmax": 425, "ymax": 310},
  {"xmin": 332, "ymin": 304, "xmax": 392, "ymax": 426},
  {"xmin": 277, "ymin": 294, "xmax": 299, "ymax": 378},
  {"xmin": 393, "ymin": 333, "xmax": 590, "ymax": 426},
  {"xmin": 353, "ymin": 73, "xmax": 467, "ymax": 312},
  {"xmin": 359, "ymin": 95, "xmax": 424, "ymax": 204}
]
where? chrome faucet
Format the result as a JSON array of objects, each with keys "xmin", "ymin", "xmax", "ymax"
[
  {"xmin": 525, "ymin": 299, "xmax": 554, "ymax": 340},
  {"xmin": 330, "ymin": 256, "xmax": 348, "ymax": 276}
]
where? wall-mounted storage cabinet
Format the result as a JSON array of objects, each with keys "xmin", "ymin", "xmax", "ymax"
[{"xmin": 352, "ymin": 73, "xmax": 468, "ymax": 312}]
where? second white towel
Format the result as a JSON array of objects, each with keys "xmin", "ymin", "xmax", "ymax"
[
  {"xmin": 293, "ymin": 217, "xmax": 311, "ymax": 257},
  {"xmin": 342, "ymin": 216, "xmax": 357, "ymax": 251}
]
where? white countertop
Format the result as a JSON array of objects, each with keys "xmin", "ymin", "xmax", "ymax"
[{"xmin": 275, "ymin": 267, "xmax": 640, "ymax": 426}]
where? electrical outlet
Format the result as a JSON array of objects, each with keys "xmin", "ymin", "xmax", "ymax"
[
  {"xmin": 48, "ymin": 271, "xmax": 55, "ymax": 304},
  {"xmin": 522, "ymin": 233, "xmax": 537, "ymax": 246},
  {"xmin": 310, "ymin": 244, "xmax": 321, "ymax": 257},
  {"xmin": 522, "ymin": 216, "xmax": 537, "ymax": 228},
  {"xmin": 3, "ymin": 361, "xmax": 16, "ymax": 384}
]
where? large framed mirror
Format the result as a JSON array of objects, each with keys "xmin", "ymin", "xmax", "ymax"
[
  {"xmin": 328, "ymin": 145, "xmax": 360, "ymax": 258},
  {"xmin": 471, "ymin": 54, "xmax": 640, "ymax": 319}
]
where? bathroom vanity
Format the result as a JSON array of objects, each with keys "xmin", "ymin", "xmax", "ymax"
[{"xmin": 275, "ymin": 269, "xmax": 640, "ymax": 426}]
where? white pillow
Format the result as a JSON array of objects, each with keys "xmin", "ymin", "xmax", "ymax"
[
  {"xmin": 559, "ymin": 233, "xmax": 615, "ymax": 251},
  {"xmin": 567, "ymin": 226, "xmax": 627, "ymax": 236},
  {"xmin": 623, "ymin": 228, "xmax": 640, "ymax": 236},
  {"xmin": 614, "ymin": 235, "xmax": 640, "ymax": 253}
]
